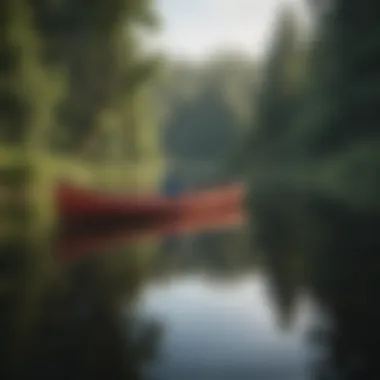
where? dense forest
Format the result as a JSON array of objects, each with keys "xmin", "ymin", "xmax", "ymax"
[
  {"xmin": 2, "ymin": 0, "xmax": 378, "ymax": 197},
  {"xmin": 1, "ymin": 0, "xmax": 157, "ymax": 152},
  {"xmin": 245, "ymin": 1, "xmax": 380, "ymax": 209}
]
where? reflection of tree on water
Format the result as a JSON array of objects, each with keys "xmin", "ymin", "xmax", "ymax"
[
  {"xmin": 249, "ymin": 185, "xmax": 380, "ymax": 380},
  {"xmin": 249, "ymin": 188, "xmax": 307, "ymax": 329},
  {"xmin": 0, "ymin": 239, "xmax": 162, "ymax": 379},
  {"xmin": 0, "ymin": 238, "xmax": 59, "ymax": 376},
  {"xmin": 309, "ymin": 202, "xmax": 380, "ymax": 380},
  {"xmin": 156, "ymin": 227, "xmax": 255, "ymax": 280}
]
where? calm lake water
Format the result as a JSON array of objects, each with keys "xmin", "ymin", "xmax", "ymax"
[
  {"xmin": 1, "ymin": 189, "xmax": 379, "ymax": 380},
  {"xmin": 130, "ymin": 228, "xmax": 322, "ymax": 380},
  {"xmin": 138, "ymin": 267, "xmax": 314, "ymax": 380}
]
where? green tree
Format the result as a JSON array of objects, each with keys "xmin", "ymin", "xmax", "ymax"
[
  {"xmin": 31, "ymin": 0, "xmax": 159, "ymax": 159},
  {"xmin": 246, "ymin": 7, "xmax": 302, "ymax": 164},
  {"xmin": 0, "ymin": 0, "xmax": 64, "ymax": 148},
  {"xmin": 300, "ymin": 0, "xmax": 380, "ymax": 156}
]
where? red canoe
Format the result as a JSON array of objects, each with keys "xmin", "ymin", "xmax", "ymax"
[
  {"xmin": 56, "ymin": 182, "xmax": 245, "ymax": 261},
  {"xmin": 57, "ymin": 183, "xmax": 244, "ymax": 223},
  {"xmin": 57, "ymin": 183, "xmax": 176, "ymax": 220}
]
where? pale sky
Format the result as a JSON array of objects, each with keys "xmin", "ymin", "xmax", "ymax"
[{"xmin": 154, "ymin": 0, "xmax": 310, "ymax": 60}]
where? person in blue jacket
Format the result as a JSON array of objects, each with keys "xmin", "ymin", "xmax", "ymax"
[{"xmin": 163, "ymin": 170, "xmax": 182, "ymax": 198}]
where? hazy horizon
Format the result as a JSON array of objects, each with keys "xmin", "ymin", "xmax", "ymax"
[{"xmin": 153, "ymin": 0, "xmax": 311, "ymax": 62}]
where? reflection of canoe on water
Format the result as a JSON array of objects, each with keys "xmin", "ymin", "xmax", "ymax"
[
  {"xmin": 59, "ymin": 208, "xmax": 244, "ymax": 261},
  {"xmin": 56, "ymin": 183, "xmax": 245, "ymax": 261}
]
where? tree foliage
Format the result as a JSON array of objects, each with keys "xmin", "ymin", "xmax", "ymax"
[
  {"xmin": 0, "ymin": 0, "xmax": 65, "ymax": 148},
  {"xmin": 0, "ymin": 0, "xmax": 161, "ymax": 162},
  {"xmin": 245, "ymin": 7, "xmax": 306, "ymax": 164}
]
